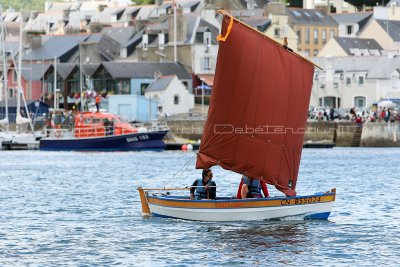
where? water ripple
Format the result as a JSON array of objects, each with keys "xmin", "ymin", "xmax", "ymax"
[{"xmin": 0, "ymin": 148, "xmax": 399, "ymax": 266}]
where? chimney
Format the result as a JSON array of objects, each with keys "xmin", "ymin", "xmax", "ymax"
[
  {"xmin": 80, "ymin": 19, "xmax": 88, "ymax": 30},
  {"xmin": 265, "ymin": 1, "xmax": 286, "ymax": 16},
  {"xmin": 97, "ymin": 5, "xmax": 106, "ymax": 13},
  {"xmin": 62, "ymin": 9, "xmax": 70, "ymax": 19},
  {"xmin": 23, "ymin": 31, "xmax": 42, "ymax": 49},
  {"xmin": 168, "ymin": 8, "xmax": 186, "ymax": 44}
]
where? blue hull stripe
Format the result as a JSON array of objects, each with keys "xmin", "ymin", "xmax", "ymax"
[{"xmin": 40, "ymin": 131, "xmax": 167, "ymax": 151}]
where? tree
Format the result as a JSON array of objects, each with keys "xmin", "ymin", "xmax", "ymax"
[
  {"xmin": 345, "ymin": 0, "xmax": 390, "ymax": 10},
  {"xmin": 286, "ymin": 0, "xmax": 302, "ymax": 8}
]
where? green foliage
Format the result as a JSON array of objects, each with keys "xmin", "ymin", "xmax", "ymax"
[
  {"xmin": 0, "ymin": 0, "xmax": 45, "ymax": 11},
  {"xmin": 0, "ymin": 0, "xmax": 155, "ymax": 12},
  {"xmin": 345, "ymin": 0, "xmax": 390, "ymax": 9},
  {"xmin": 286, "ymin": 0, "xmax": 303, "ymax": 8},
  {"xmin": 133, "ymin": 0, "xmax": 155, "ymax": 4}
]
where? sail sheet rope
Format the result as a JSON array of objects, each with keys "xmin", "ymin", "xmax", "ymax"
[{"xmin": 164, "ymin": 153, "xmax": 197, "ymax": 188}]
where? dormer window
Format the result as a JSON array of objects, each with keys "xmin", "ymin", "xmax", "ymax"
[
  {"xmin": 143, "ymin": 34, "xmax": 148, "ymax": 51},
  {"xmin": 204, "ymin": 31, "xmax": 211, "ymax": 47},
  {"xmin": 347, "ymin": 25, "xmax": 353, "ymax": 35}
]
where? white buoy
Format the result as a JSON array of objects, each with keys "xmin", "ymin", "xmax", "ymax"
[{"xmin": 186, "ymin": 143, "xmax": 193, "ymax": 151}]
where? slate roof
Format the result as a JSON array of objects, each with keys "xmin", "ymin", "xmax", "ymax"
[
  {"xmin": 181, "ymin": 1, "xmax": 201, "ymax": 11},
  {"xmin": 54, "ymin": 63, "xmax": 77, "ymax": 79},
  {"xmin": 136, "ymin": 5, "xmax": 156, "ymax": 20},
  {"xmin": 64, "ymin": 10, "xmax": 97, "ymax": 29},
  {"xmin": 101, "ymin": 26, "xmax": 137, "ymax": 45},
  {"xmin": 20, "ymin": 63, "xmax": 51, "ymax": 81},
  {"xmin": 46, "ymin": 2, "xmax": 74, "ymax": 12},
  {"xmin": 145, "ymin": 76, "xmax": 175, "ymax": 92},
  {"xmin": 287, "ymin": 8, "xmax": 337, "ymax": 26},
  {"xmin": 101, "ymin": 62, "xmax": 191, "ymax": 79},
  {"xmin": 24, "ymin": 12, "xmax": 64, "ymax": 32},
  {"xmin": 121, "ymin": 7, "xmax": 141, "ymax": 21},
  {"xmin": 23, "ymin": 34, "xmax": 90, "ymax": 61},
  {"xmin": 91, "ymin": 7, "xmax": 126, "ymax": 24},
  {"xmin": 97, "ymin": 35, "xmax": 121, "ymax": 61},
  {"xmin": 5, "ymin": 23, "xmax": 21, "ymax": 37},
  {"xmin": 83, "ymin": 64, "xmax": 101, "ymax": 76},
  {"xmin": 3, "ymin": 41, "xmax": 19, "ymax": 57},
  {"xmin": 376, "ymin": 19, "xmax": 400, "ymax": 42},
  {"xmin": 312, "ymin": 56, "xmax": 400, "ymax": 79},
  {"xmin": 123, "ymin": 30, "xmax": 144, "ymax": 56},
  {"xmin": 333, "ymin": 37, "xmax": 383, "ymax": 55},
  {"xmin": 195, "ymin": 19, "xmax": 220, "ymax": 45},
  {"xmin": 240, "ymin": 17, "xmax": 271, "ymax": 32},
  {"xmin": 331, "ymin": 12, "xmax": 372, "ymax": 25},
  {"xmin": 230, "ymin": 9, "xmax": 265, "ymax": 18}
]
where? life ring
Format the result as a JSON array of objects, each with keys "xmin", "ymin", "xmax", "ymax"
[{"xmin": 55, "ymin": 130, "xmax": 62, "ymax": 138}]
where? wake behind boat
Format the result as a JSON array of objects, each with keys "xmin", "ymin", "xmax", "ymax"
[
  {"xmin": 138, "ymin": 10, "xmax": 336, "ymax": 221},
  {"xmin": 39, "ymin": 111, "xmax": 167, "ymax": 151}
]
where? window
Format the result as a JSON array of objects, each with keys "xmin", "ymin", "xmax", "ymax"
[
  {"xmin": 346, "ymin": 76, "xmax": 352, "ymax": 86},
  {"xmin": 347, "ymin": 25, "xmax": 353, "ymax": 35},
  {"xmin": 358, "ymin": 76, "xmax": 364, "ymax": 85},
  {"xmin": 13, "ymin": 70, "xmax": 17, "ymax": 82},
  {"xmin": 313, "ymin": 29, "xmax": 318, "ymax": 44},
  {"xmin": 313, "ymin": 49, "xmax": 319, "ymax": 56},
  {"xmin": 203, "ymin": 57, "xmax": 210, "ymax": 70},
  {"xmin": 330, "ymin": 29, "xmax": 335, "ymax": 39},
  {"xmin": 354, "ymin": 96, "xmax": 366, "ymax": 108},
  {"xmin": 297, "ymin": 29, "xmax": 301, "ymax": 43},
  {"xmin": 204, "ymin": 31, "xmax": 211, "ymax": 47},
  {"xmin": 117, "ymin": 80, "xmax": 130, "ymax": 94},
  {"xmin": 274, "ymin": 27, "xmax": 280, "ymax": 37},
  {"xmin": 158, "ymin": 32, "xmax": 165, "ymax": 50},
  {"xmin": 322, "ymin": 29, "xmax": 327, "ymax": 43},
  {"xmin": 174, "ymin": 94, "xmax": 179, "ymax": 105},
  {"xmin": 304, "ymin": 49, "xmax": 310, "ymax": 57},
  {"xmin": 142, "ymin": 34, "xmax": 148, "ymax": 51},
  {"xmin": 8, "ymin": 88, "xmax": 13, "ymax": 98},
  {"xmin": 305, "ymin": 28, "xmax": 310, "ymax": 44},
  {"xmin": 140, "ymin": 83, "xmax": 149, "ymax": 95}
]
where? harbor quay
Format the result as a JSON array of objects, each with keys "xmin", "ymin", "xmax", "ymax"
[{"xmin": 166, "ymin": 119, "xmax": 400, "ymax": 147}]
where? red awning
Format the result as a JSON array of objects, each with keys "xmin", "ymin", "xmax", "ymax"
[{"xmin": 198, "ymin": 74, "xmax": 214, "ymax": 87}]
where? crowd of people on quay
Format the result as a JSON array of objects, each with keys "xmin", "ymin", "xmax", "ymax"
[{"xmin": 308, "ymin": 105, "xmax": 400, "ymax": 124}]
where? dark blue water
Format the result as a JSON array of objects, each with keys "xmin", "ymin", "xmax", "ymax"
[{"xmin": 0, "ymin": 148, "xmax": 399, "ymax": 266}]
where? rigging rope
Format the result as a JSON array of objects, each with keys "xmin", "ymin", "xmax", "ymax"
[{"xmin": 164, "ymin": 153, "xmax": 197, "ymax": 188}]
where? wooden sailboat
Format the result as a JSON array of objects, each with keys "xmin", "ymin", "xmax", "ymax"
[{"xmin": 138, "ymin": 11, "xmax": 336, "ymax": 221}]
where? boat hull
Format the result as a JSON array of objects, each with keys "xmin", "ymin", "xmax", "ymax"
[
  {"xmin": 39, "ymin": 131, "xmax": 167, "ymax": 151},
  {"xmin": 145, "ymin": 190, "xmax": 336, "ymax": 221}
]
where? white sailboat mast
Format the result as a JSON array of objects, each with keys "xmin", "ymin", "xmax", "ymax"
[
  {"xmin": 16, "ymin": 18, "xmax": 34, "ymax": 132},
  {"xmin": 1, "ymin": 4, "xmax": 9, "ymax": 132},
  {"xmin": 173, "ymin": 0, "xmax": 177, "ymax": 62},
  {"xmin": 54, "ymin": 56, "xmax": 57, "ymax": 109}
]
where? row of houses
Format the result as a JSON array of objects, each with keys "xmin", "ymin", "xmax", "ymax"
[
  {"xmin": 2, "ymin": 0, "xmax": 400, "ymax": 117},
  {"xmin": 2, "ymin": 60, "xmax": 193, "ymax": 121}
]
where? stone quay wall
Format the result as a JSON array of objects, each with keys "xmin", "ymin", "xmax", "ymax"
[{"xmin": 166, "ymin": 119, "xmax": 400, "ymax": 147}]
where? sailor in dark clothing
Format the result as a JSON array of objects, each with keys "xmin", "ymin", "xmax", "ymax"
[{"xmin": 190, "ymin": 169, "xmax": 216, "ymax": 200}]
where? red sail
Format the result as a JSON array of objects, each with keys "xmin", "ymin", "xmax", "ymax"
[{"xmin": 196, "ymin": 14, "xmax": 315, "ymax": 196}]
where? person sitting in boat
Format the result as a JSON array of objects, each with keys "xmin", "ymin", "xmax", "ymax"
[
  {"xmin": 237, "ymin": 176, "xmax": 269, "ymax": 199},
  {"xmin": 190, "ymin": 169, "xmax": 216, "ymax": 200}
]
